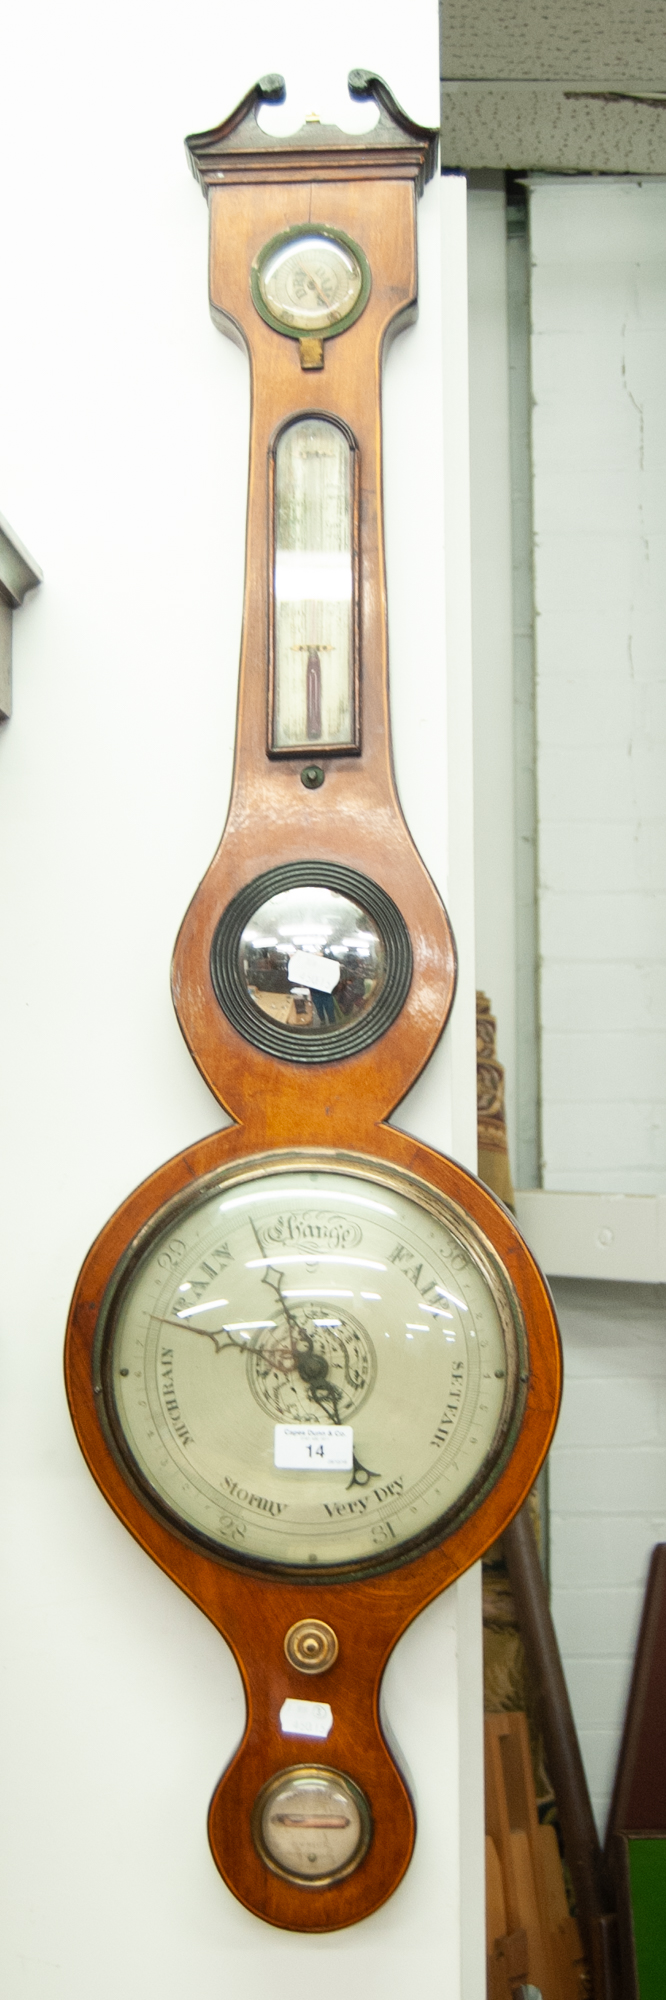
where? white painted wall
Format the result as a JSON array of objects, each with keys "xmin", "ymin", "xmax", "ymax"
[
  {"xmin": 524, "ymin": 180, "xmax": 666, "ymax": 1844},
  {"xmin": 439, "ymin": 179, "xmax": 485, "ymax": 2000},
  {"xmin": 467, "ymin": 173, "xmax": 666, "ymax": 1849},
  {"xmin": 531, "ymin": 177, "xmax": 666, "ymax": 1196},
  {"xmin": 467, "ymin": 186, "xmax": 518, "ymax": 1173},
  {"xmin": 0, "ymin": 4, "xmax": 482, "ymax": 1995},
  {"xmin": 549, "ymin": 1278, "xmax": 666, "ymax": 1834}
]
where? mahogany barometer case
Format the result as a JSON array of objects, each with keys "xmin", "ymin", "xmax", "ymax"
[{"xmin": 65, "ymin": 71, "xmax": 561, "ymax": 1934}]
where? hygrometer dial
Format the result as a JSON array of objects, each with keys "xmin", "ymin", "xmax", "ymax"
[{"xmin": 252, "ymin": 227, "xmax": 370, "ymax": 339}]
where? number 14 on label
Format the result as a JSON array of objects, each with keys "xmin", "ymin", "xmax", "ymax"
[{"xmin": 274, "ymin": 1425, "xmax": 353, "ymax": 1471}]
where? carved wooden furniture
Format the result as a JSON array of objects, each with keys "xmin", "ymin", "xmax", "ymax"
[{"xmin": 485, "ymin": 1708, "xmax": 586, "ymax": 2000}]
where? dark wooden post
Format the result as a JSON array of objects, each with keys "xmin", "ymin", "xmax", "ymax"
[{"xmin": 504, "ymin": 1505, "xmax": 621, "ymax": 1999}]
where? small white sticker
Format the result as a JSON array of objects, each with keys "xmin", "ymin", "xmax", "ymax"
[
  {"xmin": 280, "ymin": 1698, "xmax": 333, "ymax": 1740},
  {"xmin": 274, "ymin": 1424, "xmax": 353, "ymax": 1471},
  {"xmin": 287, "ymin": 950, "xmax": 340, "ymax": 994}
]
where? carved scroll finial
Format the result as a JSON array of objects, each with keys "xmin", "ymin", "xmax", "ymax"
[
  {"xmin": 347, "ymin": 69, "xmax": 439, "ymax": 183},
  {"xmin": 186, "ymin": 72, "xmax": 438, "ymax": 195}
]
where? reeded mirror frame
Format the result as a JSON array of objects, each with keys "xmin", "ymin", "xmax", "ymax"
[
  {"xmin": 267, "ymin": 412, "xmax": 361, "ymax": 757},
  {"xmin": 209, "ymin": 861, "xmax": 412, "ymax": 1063}
]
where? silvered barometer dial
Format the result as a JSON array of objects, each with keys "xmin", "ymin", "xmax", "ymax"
[
  {"xmin": 98, "ymin": 1156, "xmax": 526, "ymax": 1577},
  {"xmin": 252, "ymin": 227, "xmax": 370, "ymax": 338}
]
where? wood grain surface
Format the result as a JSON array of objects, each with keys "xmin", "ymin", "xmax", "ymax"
[
  {"xmin": 170, "ymin": 176, "xmax": 457, "ymax": 1123},
  {"xmin": 65, "ymin": 1122, "xmax": 562, "ymax": 1931}
]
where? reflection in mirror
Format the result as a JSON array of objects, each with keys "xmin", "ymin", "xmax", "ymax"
[
  {"xmin": 240, "ymin": 886, "xmax": 385, "ymax": 1035},
  {"xmin": 272, "ymin": 418, "xmax": 356, "ymax": 751}
]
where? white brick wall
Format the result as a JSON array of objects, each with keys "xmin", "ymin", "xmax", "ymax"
[
  {"xmin": 468, "ymin": 180, "xmax": 666, "ymax": 1851},
  {"xmin": 530, "ymin": 179, "xmax": 666, "ymax": 1194},
  {"xmin": 549, "ymin": 1277, "xmax": 666, "ymax": 1832},
  {"xmin": 467, "ymin": 187, "xmax": 518, "ymax": 1172}
]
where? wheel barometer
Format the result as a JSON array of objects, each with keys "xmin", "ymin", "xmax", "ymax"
[{"xmin": 66, "ymin": 72, "xmax": 561, "ymax": 1933}]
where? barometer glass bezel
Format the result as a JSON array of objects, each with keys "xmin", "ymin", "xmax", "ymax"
[
  {"xmin": 251, "ymin": 224, "xmax": 371, "ymax": 341},
  {"xmin": 93, "ymin": 1149, "xmax": 529, "ymax": 1584}
]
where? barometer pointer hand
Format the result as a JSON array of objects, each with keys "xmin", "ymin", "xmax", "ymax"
[
  {"xmin": 295, "ymin": 261, "xmax": 330, "ymax": 307},
  {"xmin": 149, "ymin": 1312, "xmax": 252, "ymax": 1358},
  {"xmin": 347, "ymin": 1452, "xmax": 380, "ymax": 1490},
  {"xmin": 252, "ymin": 1224, "xmax": 380, "ymax": 1482}
]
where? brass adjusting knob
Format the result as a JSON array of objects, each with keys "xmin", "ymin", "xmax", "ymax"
[{"xmin": 284, "ymin": 1619, "xmax": 339, "ymax": 1675}]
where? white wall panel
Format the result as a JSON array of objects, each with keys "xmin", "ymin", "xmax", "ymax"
[
  {"xmin": 530, "ymin": 178, "xmax": 666, "ymax": 1194},
  {"xmin": 467, "ymin": 186, "xmax": 517, "ymax": 1167},
  {"xmin": 438, "ymin": 177, "xmax": 485, "ymax": 2000},
  {"xmin": 466, "ymin": 178, "xmax": 666, "ymax": 1846}
]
